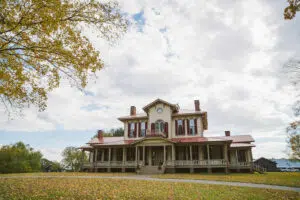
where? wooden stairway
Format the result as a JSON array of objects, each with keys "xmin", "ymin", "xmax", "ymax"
[{"xmin": 139, "ymin": 166, "xmax": 165, "ymax": 174}]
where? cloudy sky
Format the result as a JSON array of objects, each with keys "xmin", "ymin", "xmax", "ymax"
[{"xmin": 1, "ymin": 0, "xmax": 300, "ymax": 161}]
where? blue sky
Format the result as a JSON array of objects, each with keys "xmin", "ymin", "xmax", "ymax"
[{"xmin": 1, "ymin": 0, "xmax": 300, "ymax": 161}]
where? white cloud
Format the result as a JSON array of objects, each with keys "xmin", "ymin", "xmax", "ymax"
[
  {"xmin": 1, "ymin": 0, "xmax": 300, "ymax": 159},
  {"xmin": 38, "ymin": 147, "xmax": 64, "ymax": 162}
]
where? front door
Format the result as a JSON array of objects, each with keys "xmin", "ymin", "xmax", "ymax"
[{"xmin": 151, "ymin": 146, "xmax": 163, "ymax": 166}]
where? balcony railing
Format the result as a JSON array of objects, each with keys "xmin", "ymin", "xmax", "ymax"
[{"xmin": 146, "ymin": 130, "xmax": 167, "ymax": 137}]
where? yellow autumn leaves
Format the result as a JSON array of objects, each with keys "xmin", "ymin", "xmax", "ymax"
[
  {"xmin": 0, "ymin": 0, "xmax": 128, "ymax": 114},
  {"xmin": 0, "ymin": 175, "xmax": 299, "ymax": 200}
]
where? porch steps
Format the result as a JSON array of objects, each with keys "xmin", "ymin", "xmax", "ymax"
[{"xmin": 140, "ymin": 166, "xmax": 165, "ymax": 174}]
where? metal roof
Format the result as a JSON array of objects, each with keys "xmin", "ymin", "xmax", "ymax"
[{"xmin": 272, "ymin": 159, "xmax": 300, "ymax": 168}]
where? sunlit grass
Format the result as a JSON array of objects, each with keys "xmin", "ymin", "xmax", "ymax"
[
  {"xmin": 0, "ymin": 177, "xmax": 299, "ymax": 200},
  {"xmin": 0, "ymin": 172, "xmax": 135, "ymax": 177},
  {"xmin": 153, "ymin": 172, "xmax": 300, "ymax": 187}
]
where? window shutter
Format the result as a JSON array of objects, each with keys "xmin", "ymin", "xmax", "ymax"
[
  {"xmin": 134, "ymin": 123, "xmax": 137, "ymax": 137},
  {"xmin": 175, "ymin": 120, "xmax": 178, "ymax": 135},
  {"xmin": 183, "ymin": 119, "xmax": 185, "ymax": 135},
  {"xmin": 145, "ymin": 122, "xmax": 148, "ymax": 130},
  {"xmin": 138, "ymin": 122, "xmax": 141, "ymax": 137},
  {"xmin": 151, "ymin": 123, "xmax": 155, "ymax": 133},
  {"xmin": 187, "ymin": 119, "xmax": 190, "ymax": 135},
  {"xmin": 194, "ymin": 118, "xmax": 198, "ymax": 134},
  {"xmin": 128, "ymin": 122, "xmax": 130, "ymax": 137},
  {"xmin": 164, "ymin": 122, "xmax": 168, "ymax": 138}
]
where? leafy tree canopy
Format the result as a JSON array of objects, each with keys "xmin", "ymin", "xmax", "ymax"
[
  {"xmin": 0, "ymin": 141, "xmax": 42, "ymax": 173},
  {"xmin": 41, "ymin": 158, "xmax": 64, "ymax": 172},
  {"xmin": 0, "ymin": 0, "xmax": 127, "ymax": 115},
  {"xmin": 284, "ymin": 59, "xmax": 300, "ymax": 160},
  {"xmin": 61, "ymin": 146, "xmax": 87, "ymax": 172},
  {"xmin": 287, "ymin": 121, "xmax": 300, "ymax": 160},
  {"xmin": 284, "ymin": 0, "xmax": 300, "ymax": 19}
]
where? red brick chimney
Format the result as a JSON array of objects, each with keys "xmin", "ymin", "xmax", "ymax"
[
  {"xmin": 194, "ymin": 100, "xmax": 200, "ymax": 111},
  {"xmin": 225, "ymin": 131, "xmax": 230, "ymax": 137},
  {"xmin": 97, "ymin": 130, "xmax": 104, "ymax": 143},
  {"xmin": 130, "ymin": 106, "xmax": 136, "ymax": 116}
]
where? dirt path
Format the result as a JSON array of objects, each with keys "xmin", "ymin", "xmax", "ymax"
[{"xmin": 2, "ymin": 175, "xmax": 300, "ymax": 192}]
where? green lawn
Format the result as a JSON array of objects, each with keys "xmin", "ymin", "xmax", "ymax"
[
  {"xmin": 153, "ymin": 172, "xmax": 300, "ymax": 187},
  {"xmin": 0, "ymin": 177, "xmax": 299, "ymax": 200},
  {"xmin": 0, "ymin": 172, "xmax": 135, "ymax": 177}
]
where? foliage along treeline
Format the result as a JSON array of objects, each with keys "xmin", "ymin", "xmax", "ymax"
[
  {"xmin": 0, "ymin": 142, "xmax": 42, "ymax": 173},
  {"xmin": 92, "ymin": 128, "xmax": 124, "ymax": 138},
  {"xmin": 0, "ymin": 141, "xmax": 86, "ymax": 173}
]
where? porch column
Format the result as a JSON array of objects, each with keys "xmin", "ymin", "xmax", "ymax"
[
  {"xmin": 189, "ymin": 145, "xmax": 193, "ymax": 161},
  {"xmin": 108, "ymin": 148, "xmax": 111, "ymax": 172},
  {"xmin": 249, "ymin": 149, "xmax": 253, "ymax": 162},
  {"xmin": 148, "ymin": 146, "xmax": 152, "ymax": 166},
  {"xmin": 235, "ymin": 149, "xmax": 240, "ymax": 172},
  {"xmin": 172, "ymin": 144, "xmax": 175, "ymax": 161},
  {"xmin": 249, "ymin": 148, "xmax": 253, "ymax": 173},
  {"xmin": 95, "ymin": 149, "xmax": 98, "ymax": 162},
  {"xmin": 224, "ymin": 144, "xmax": 229, "ymax": 174},
  {"xmin": 88, "ymin": 151, "xmax": 91, "ymax": 162},
  {"xmin": 189, "ymin": 145, "xmax": 194, "ymax": 173},
  {"xmin": 101, "ymin": 149, "xmax": 104, "ymax": 162},
  {"xmin": 108, "ymin": 148, "xmax": 111, "ymax": 162},
  {"xmin": 142, "ymin": 146, "xmax": 145, "ymax": 165},
  {"xmin": 122, "ymin": 147, "xmax": 126, "ymax": 172},
  {"xmin": 207, "ymin": 144, "xmax": 211, "ymax": 173},
  {"xmin": 135, "ymin": 146, "xmax": 138, "ymax": 165},
  {"xmin": 163, "ymin": 145, "xmax": 166, "ymax": 164}
]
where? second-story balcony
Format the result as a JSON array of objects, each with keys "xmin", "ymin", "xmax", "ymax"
[{"xmin": 145, "ymin": 130, "xmax": 167, "ymax": 138}]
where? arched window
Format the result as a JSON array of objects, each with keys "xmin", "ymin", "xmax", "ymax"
[{"xmin": 155, "ymin": 120, "xmax": 164, "ymax": 133}]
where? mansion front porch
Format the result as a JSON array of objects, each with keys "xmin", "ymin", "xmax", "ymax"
[{"xmin": 81, "ymin": 139, "xmax": 253, "ymax": 173}]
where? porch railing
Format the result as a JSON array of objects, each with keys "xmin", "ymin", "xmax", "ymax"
[
  {"xmin": 83, "ymin": 160, "xmax": 253, "ymax": 168},
  {"xmin": 229, "ymin": 162, "xmax": 251, "ymax": 167},
  {"xmin": 165, "ymin": 159, "xmax": 227, "ymax": 167}
]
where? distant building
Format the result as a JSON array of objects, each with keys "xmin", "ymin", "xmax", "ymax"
[
  {"xmin": 272, "ymin": 159, "xmax": 300, "ymax": 172},
  {"xmin": 254, "ymin": 157, "xmax": 278, "ymax": 172}
]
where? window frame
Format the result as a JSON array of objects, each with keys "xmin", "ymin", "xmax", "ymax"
[
  {"xmin": 155, "ymin": 120, "xmax": 164, "ymax": 133},
  {"xmin": 141, "ymin": 122, "xmax": 146, "ymax": 136},
  {"xmin": 129, "ymin": 123, "xmax": 135, "ymax": 138},
  {"xmin": 189, "ymin": 119, "xmax": 195, "ymax": 135},
  {"xmin": 177, "ymin": 119, "xmax": 184, "ymax": 135}
]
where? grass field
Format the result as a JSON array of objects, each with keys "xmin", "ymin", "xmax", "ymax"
[
  {"xmin": 0, "ymin": 172, "xmax": 135, "ymax": 177},
  {"xmin": 153, "ymin": 172, "xmax": 300, "ymax": 188},
  {"xmin": 0, "ymin": 176, "xmax": 299, "ymax": 200}
]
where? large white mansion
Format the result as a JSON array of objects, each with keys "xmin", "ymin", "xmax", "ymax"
[{"xmin": 80, "ymin": 99, "xmax": 257, "ymax": 174}]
